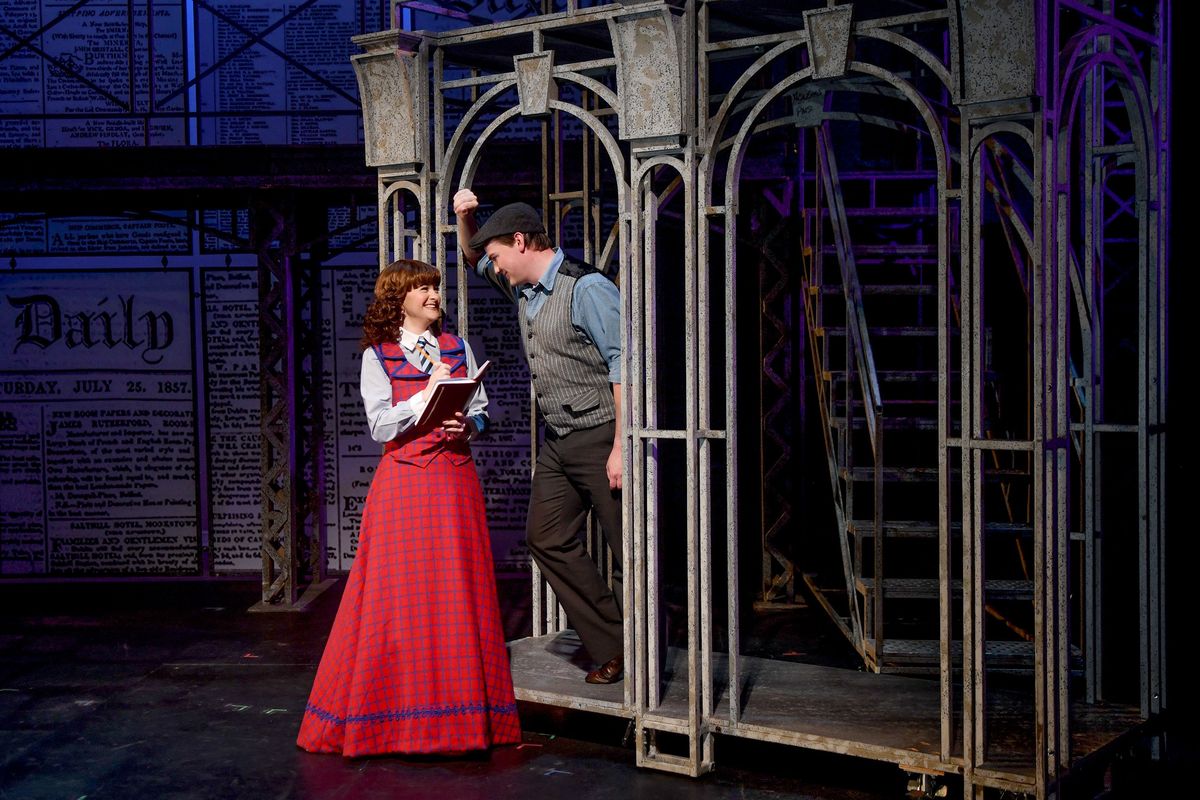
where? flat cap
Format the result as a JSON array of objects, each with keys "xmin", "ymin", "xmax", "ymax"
[{"xmin": 468, "ymin": 202, "xmax": 546, "ymax": 250}]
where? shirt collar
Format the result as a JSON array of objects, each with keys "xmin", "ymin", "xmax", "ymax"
[
  {"xmin": 521, "ymin": 248, "xmax": 564, "ymax": 300},
  {"xmin": 398, "ymin": 327, "xmax": 435, "ymax": 351}
]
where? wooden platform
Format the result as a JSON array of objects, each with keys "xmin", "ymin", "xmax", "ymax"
[
  {"xmin": 509, "ymin": 632, "xmax": 1148, "ymax": 790},
  {"xmin": 509, "ymin": 630, "xmax": 630, "ymax": 715}
]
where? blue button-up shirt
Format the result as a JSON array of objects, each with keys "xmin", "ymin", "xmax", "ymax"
[{"xmin": 477, "ymin": 248, "xmax": 622, "ymax": 383}]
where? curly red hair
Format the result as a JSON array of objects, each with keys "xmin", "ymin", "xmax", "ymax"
[{"xmin": 360, "ymin": 259, "xmax": 442, "ymax": 349}]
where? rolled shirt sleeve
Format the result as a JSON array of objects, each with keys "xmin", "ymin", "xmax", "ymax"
[
  {"xmin": 473, "ymin": 252, "xmax": 519, "ymax": 304},
  {"xmin": 571, "ymin": 273, "xmax": 623, "ymax": 384}
]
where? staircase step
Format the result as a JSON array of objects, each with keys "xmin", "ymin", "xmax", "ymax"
[
  {"xmin": 831, "ymin": 415, "xmax": 939, "ymax": 431},
  {"xmin": 821, "ymin": 326, "xmax": 943, "ymax": 337},
  {"xmin": 855, "ymin": 577, "xmax": 1034, "ymax": 600},
  {"xmin": 847, "ymin": 520, "xmax": 1035, "ymax": 538},
  {"xmin": 833, "ymin": 399, "xmax": 953, "ymax": 413},
  {"xmin": 818, "ymin": 244, "xmax": 938, "ymax": 255},
  {"xmin": 826, "ymin": 369, "xmax": 947, "ymax": 383},
  {"xmin": 819, "ymin": 206, "xmax": 939, "ymax": 217},
  {"xmin": 864, "ymin": 638, "xmax": 1083, "ymax": 674},
  {"xmin": 815, "ymin": 284, "xmax": 937, "ymax": 295},
  {"xmin": 842, "ymin": 466, "xmax": 939, "ymax": 482},
  {"xmin": 843, "ymin": 466, "xmax": 1028, "ymax": 481},
  {"xmin": 844, "ymin": 398, "xmax": 941, "ymax": 407},
  {"xmin": 804, "ymin": 576, "xmax": 1083, "ymax": 675}
]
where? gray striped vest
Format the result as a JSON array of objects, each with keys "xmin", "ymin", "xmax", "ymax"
[{"xmin": 518, "ymin": 261, "xmax": 616, "ymax": 435}]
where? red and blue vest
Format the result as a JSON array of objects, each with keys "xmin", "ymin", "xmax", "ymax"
[{"xmin": 372, "ymin": 332, "xmax": 473, "ymax": 468}]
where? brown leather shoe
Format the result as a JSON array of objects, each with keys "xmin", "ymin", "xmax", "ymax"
[{"xmin": 585, "ymin": 655, "xmax": 623, "ymax": 684}]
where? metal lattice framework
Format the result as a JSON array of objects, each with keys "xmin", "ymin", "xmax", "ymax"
[
  {"xmin": 253, "ymin": 195, "xmax": 332, "ymax": 609},
  {"xmin": 352, "ymin": 1, "xmax": 1169, "ymax": 796}
]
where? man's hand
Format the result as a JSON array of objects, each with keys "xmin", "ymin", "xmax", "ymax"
[
  {"xmin": 453, "ymin": 188, "xmax": 479, "ymax": 219},
  {"xmin": 454, "ymin": 188, "xmax": 482, "ymax": 268},
  {"xmin": 606, "ymin": 444, "xmax": 622, "ymax": 491}
]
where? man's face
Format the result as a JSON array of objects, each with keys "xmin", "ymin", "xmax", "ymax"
[{"xmin": 485, "ymin": 233, "xmax": 528, "ymax": 286}]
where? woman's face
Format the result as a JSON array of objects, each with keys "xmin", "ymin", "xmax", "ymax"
[{"xmin": 401, "ymin": 283, "xmax": 440, "ymax": 330}]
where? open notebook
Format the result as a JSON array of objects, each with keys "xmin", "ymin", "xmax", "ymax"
[{"xmin": 415, "ymin": 360, "xmax": 491, "ymax": 429}]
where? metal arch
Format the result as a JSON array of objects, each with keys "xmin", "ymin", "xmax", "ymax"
[
  {"xmin": 632, "ymin": 154, "xmax": 686, "ymax": 189},
  {"xmin": 554, "ymin": 70, "xmax": 619, "ymax": 111},
  {"xmin": 380, "ymin": 179, "xmax": 423, "ymax": 206},
  {"xmin": 712, "ymin": 73, "xmax": 954, "ymax": 435},
  {"xmin": 453, "ymin": 100, "xmax": 629, "ymax": 215},
  {"xmin": 436, "ymin": 90, "xmax": 628, "ymax": 232},
  {"xmin": 969, "ymin": 121, "xmax": 1038, "ymax": 260},
  {"xmin": 443, "ymin": 98, "xmax": 630, "ymax": 320},
  {"xmin": 702, "ymin": 38, "xmax": 805, "ymax": 197},
  {"xmin": 856, "ymin": 28, "xmax": 954, "ymax": 97},
  {"xmin": 963, "ymin": 120, "xmax": 1043, "ymax": 777},
  {"xmin": 1058, "ymin": 53, "xmax": 1157, "ymax": 174},
  {"xmin": 1025, "ymin": 19, "xmax": 1166, "ymax": 777},
  {"xmin": 457, "ymin": 106, "xmax": 525, "ymax": 194},
  {"xmin": 720, "ymin": 67, "xmax": 813, "ymax": 210},
  {"xmin": 711, "ymin": 69, "xmax": 950, "ymax": 159},
  {"xmin": 626, "ymin": 152, "xmax": 697, "ymax": 763},
  {"xmin": 627, "ymin": 151, "xmax": 707, "ymax": 731},
  {"xmin": 436, "ymin": 62, "xmax": 625, "ymax": 208},
  {"xmin": 701, "ymin": 19, "xmax": 956, "ymax": 198},
  {"xmin": 437, "ymin": 79, "xmax": 520, "ymax": 198},
  {"xmin": 432, "ymin": 77, "xmax": 633, "ymax": 697},
  {"xmin": 1052, "ymin": 34, "xmax": 1160, "ymax": 230},
  {"xmin": 712, "ymin": 96, "xmax": 944, "ymax": 162},
  {"xmin": 720, "ymin": 61, "xmax": 952, "ymax": 209},
  {"xmin": 1056, "ymin": 25, "xmax": 1155, "ymax": 114},
  {"xmin": 846, "ymin": 62, "xmax": 952, "ymax": 185},
  {"xmin": 711, "ymin": 50, "xmax": 956, "ymax": 752},
  {"xmin": 1050, "ymin": 34, "xmax": 1164, "ymax": 726},
  {"xmin": 544, "ymin": 99, "xmax": 627, "ymax": 212},
  {"xmin": 970, "ymin": 121, "xmax": 1036, "ymax": 164},
  {"xmin": 379, "ymin": 180, "xmax": 424, "ymax": 270},
  {"xmin": 943, "ymin": 1, "xmax": 964, "ymax": 101}
]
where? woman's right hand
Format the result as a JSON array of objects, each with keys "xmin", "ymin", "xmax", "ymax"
[{"xmin": 425, "ymin": 361, "xmax": 452, "ymax": 393}]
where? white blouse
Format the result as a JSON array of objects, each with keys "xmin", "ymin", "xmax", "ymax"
[{"xmin": 359, "ymin": 332, "xmax": 489, "ymax": 443}]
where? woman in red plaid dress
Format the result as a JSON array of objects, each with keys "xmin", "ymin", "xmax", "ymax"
[{"xmin": 297, "ymin": 259, "xmax": 521, "ymax": 756}]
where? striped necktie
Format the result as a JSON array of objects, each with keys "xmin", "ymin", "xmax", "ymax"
[{"xmin": 411, "ymin": 335, "xmax": 436, "ymax": 373}]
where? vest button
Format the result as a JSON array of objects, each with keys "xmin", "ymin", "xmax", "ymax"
[
  {"xmin": 527, "ymin": 332, "xmax": 534, "ymax": 339},
  {"xmin": 531, "ymin": 373, "xmax": 538, "ymax": 380}
]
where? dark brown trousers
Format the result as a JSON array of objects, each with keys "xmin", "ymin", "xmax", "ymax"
[{"xmin": 526, "ymin": 421, "xmax": 624, "ymax": 665}]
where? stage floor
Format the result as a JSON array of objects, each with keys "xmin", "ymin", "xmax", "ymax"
[{"xmin": 0, "ymin": 579, "xmax": 1183, "ymax": 799}]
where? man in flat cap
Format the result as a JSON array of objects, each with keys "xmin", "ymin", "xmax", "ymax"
[{"xmin": 454, "ymin": 188, "xmax": 624, "ymax": 685}]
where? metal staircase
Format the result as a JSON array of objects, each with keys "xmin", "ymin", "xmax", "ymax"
[{"xmin": 800, "ymin": 124, "xmax": 1046, "ymax": 674}]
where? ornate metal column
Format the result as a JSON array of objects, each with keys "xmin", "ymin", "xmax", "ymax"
[{"xmin": 252, "ymin": 193, "xmax": 330, "ymax": 610}]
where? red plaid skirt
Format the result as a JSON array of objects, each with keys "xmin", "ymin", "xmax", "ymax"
[{"xmin": 296, "ymin": 451, "xmax": 521, "ymax": 755}]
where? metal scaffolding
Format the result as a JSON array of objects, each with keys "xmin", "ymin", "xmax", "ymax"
[{"xmin": 352, "ymin": 1, "xmax": 1169, "ymax": 796}]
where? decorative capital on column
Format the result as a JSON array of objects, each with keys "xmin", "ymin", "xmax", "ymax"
[
  {"xmin": 609, "ymin": 8, "xmax": 685, "ymax": 141},
  {"xmin": 514, "ymin": 52, "xmax": 558, "ymax": 117},
  {"xmin": 351, "ymin": 34, "xmax": 423, "ymax": 170},
  {"xmin": 957, "ymin": 0, "xmax": 1036, "ymax": 104},
  {"xmin": 804, "ymin": 5, "xmax": 854, "ymax": 80}
]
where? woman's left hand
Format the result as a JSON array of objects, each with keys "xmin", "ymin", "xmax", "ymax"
[{"xmin": 441, "ymin": 411, "xmax": 472, "ymax": 441}]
